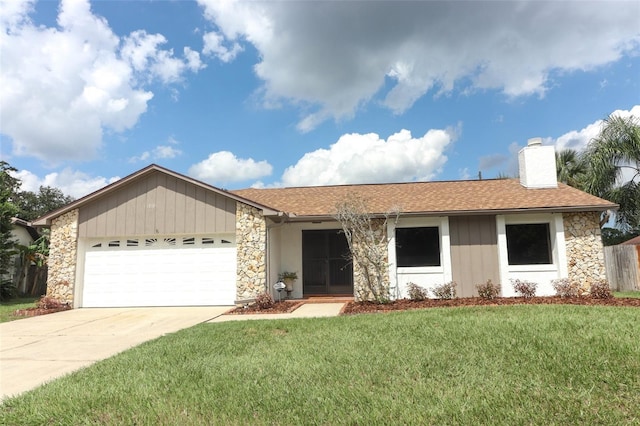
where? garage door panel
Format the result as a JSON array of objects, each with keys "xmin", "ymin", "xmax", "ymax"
[{"xmin": 83, "ymin": 238, "xmax": 237, "ymax": 307}]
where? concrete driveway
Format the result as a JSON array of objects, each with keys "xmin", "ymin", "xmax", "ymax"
[{"xmin": 0, "ymin": 306, "xmax": 229, "ymax": 401}]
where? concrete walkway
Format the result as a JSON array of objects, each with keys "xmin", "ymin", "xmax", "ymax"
[
  {"xmin": 0, "ymin": 303, "xmax": 345, "ymax": 401},
  {"xmin": 209, "ymin": 302, "xmax": 345, "ymax": 322}
]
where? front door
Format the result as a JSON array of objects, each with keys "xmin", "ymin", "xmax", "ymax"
[{"xmin": 302, "ymin": 230, "xmax": 353, "ymax": 295}]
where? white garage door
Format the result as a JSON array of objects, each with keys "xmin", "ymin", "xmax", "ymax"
[{"xmin": 82, "ymin": 235, "xmax": 236, "ymax": 307}]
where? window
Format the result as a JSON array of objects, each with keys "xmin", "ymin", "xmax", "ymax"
[
  {"xmin": 505, "ymin": 223, "xmax": 552, "ymax": 265},
  {"xmin": 396, "ymin": 227, "xmax": 440, "ymax": 267}
]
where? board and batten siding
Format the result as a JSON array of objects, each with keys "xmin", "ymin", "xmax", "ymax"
[
  {"xmin": 78, "ymin": 171, "xmax": 236, "ymax": 238},
  {"xmin": 449, "ymin": 215, "xmax": 500, "ymax": 297}
]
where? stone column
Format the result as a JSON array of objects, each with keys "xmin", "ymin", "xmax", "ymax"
[
  {"xmin": 236, "ymin": 203, "xmax": 267, "ymax": 301},
  {"xmin": 46, "ymin": 209, "xmax": 79, "ymax": 305},
  {"xmin": 563, "ymin": 211, "xmax": 606, "ymax": 288}
]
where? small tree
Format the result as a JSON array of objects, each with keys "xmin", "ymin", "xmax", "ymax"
[
  {"xmin": 0, "ymin": 161, "xmax": 20, "ymax": 300},
  {"xmin": 15, "ymin": 231, "xmax": 49, "ymax": 295},
  {"xmin": 16, "ymin": 186, "xmax": 74, "ymax": 221},
  {"xmin": 335, "ymin": 194, "xmax": 399, "ymax": 303}
]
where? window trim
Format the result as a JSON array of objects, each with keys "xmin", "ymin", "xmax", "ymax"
[
  {"xmin": 497, "ymin": 213, "xmax": 566, "ymax": 273},
  {"xmin": 387, "ymin": 217, "xmax": 452, "ymax": 300}
]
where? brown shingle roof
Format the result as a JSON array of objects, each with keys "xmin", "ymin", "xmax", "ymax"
[{"xmin": 232, "ymin": 179, "xmax": 617, "ymax": 218}]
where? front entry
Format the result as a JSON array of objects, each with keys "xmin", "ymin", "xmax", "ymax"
[{"xmin": 302, "ymin": 230, "xmax": 354, "ymax": 295}]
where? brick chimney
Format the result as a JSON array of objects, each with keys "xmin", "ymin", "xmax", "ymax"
[{"xmin": 518, "ymin": 138, "xmax": 558, "ymax": 189}]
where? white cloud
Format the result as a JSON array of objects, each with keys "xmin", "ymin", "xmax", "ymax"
[
  {"xmin": 197, "ymin": 0, "xmax": 640, "ymax": 130},
  {"xmin": 0, "ymin": 0, "xmax": 34, "ymax": 29},
  {"xmin": 12, "ymin": 168, "xmax": 119, "ymax": 199},
  {"xmin": 202, "ymin": 31, "xmax": 243, "ymax": 62},
  {"xmin": 184, "ymin": 47, "xmax": 205, "ymax": 72},
  {"xmin": 458, "ymin": 168, "xmax": 471, "ymax": 180},
  {"xmin": 189, "ymin": 151, "xmax": 273, "ymax": 185},
  {"xmin": 279, "ymin": 128, "xmax": 455, "ymax": 187},
  {"xmin": 129, "ymin": 143, "xmax": 183, "ymax": 163},
  {"xmin": 154, "ymin": 145, "xmax": 182, "ymax": 159},
  {"xmin": 0, "ymin": 0, "xmax": 203, "ymax": 163},
  {"xmin": 554, "ymin": 105, "xmax": 640, "ymax": 152}
]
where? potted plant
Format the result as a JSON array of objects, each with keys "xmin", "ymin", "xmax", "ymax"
[{"xmin": 278, "ymin": 271, "xmax": 298, "ymax": 291}]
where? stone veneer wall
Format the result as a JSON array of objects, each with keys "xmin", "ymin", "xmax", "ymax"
[
  {"xmin": 352, "ymin": 218, "xmax": 390, "ymax": 302},
  {"xmin": 46, "ymin": 209, "xmax": 79, "ymax": 305},
  {"xmin": 236, "ymin": 203, "xmax": 267, "ymax": 301},
  {"xmin": 563, "ymin": 211, "xmax": 606, "ymax": 287}
]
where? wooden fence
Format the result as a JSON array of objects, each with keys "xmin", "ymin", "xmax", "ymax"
[{"xmin": 604, "ymin": 245, "xmax": 640, "ymax": 291}]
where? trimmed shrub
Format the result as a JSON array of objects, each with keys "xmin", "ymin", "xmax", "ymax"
[
  {"xmin": 476, "ymin": 279, "xmax": 500, "ymax": 300},
  {"xmin": 551, "ymin": 278, "xmax": 581, "ymax": 298},
  {"xmin": 406, "ymin": 282, "xmax": 429, "ymax": 301},
  {"xmin": 590, "ymin": 280, "xmax": 613, "ymax": 299},
  {"xmin": 511, "ymin": 279, "xmax": 537, "ymax": 298},
  {"xmin": 431, "ymin": 281, "xmax": 457, "ymax": 300},
  {"xmin": 254, "ymin": 292, "xmax": 275, "ymax": 309}
]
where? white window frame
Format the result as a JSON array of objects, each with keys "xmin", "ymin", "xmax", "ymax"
[
  {"xmin": 496, "ymin": 213, "xmax": 568, "ymax": 296},
  {"xmin": 387, "ymin": 217, "xmax": 452, "ymax": 299}
]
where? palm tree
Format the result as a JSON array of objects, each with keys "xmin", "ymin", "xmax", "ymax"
[
  {"xmin": 555, "ymin": 148, "xmax": 587, "ymax": 189},
  {"xmin": 583, "ymin": 115, "xmax": 640, "ymax": 230}
]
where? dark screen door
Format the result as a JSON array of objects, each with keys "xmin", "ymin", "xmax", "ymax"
[{"xmin": 302, "ymin": 230, "xmax": 353, "ymax": 295}]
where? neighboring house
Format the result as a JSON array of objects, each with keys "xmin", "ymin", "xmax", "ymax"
[
  {"xmin": 7, "ymin": 218, "xmax": 40, "ymax": 294},
  {"xmin": 34, "ymin": 140, "xmax": 616, "ymax": 308},
  {"xmin": 620, "ymin": 235, "xmax": 640, "ymax": 246}
]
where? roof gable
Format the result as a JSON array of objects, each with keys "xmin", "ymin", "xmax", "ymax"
[{"xmin": 32, "ymin": 164, "xmax": 277, "ymax": 226}]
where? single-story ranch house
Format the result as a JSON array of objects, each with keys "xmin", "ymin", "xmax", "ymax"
[{"xmin": 34, "ymin": 140, "xmax": 616, "ymax": 308}]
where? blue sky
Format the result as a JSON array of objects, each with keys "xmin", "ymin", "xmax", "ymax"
[{"xmin": 1, "ymin": 0, "xmax": 639, "ymax": 198}]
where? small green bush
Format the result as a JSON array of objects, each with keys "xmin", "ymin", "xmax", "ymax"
[
  {"xmin": 254, "ymin": 292, "xmax": 275, "ymax": 309},
  {"xmin": 431, "ymin": 281, "xmax": 457, "ymax": 300},
  {"xmin": 476, "ymin": 279, "xmax": 500, "ymax": 299},
  {"xmin": 590, "ymin": 280, "xmax": 613, "ymax": 299},
  {"xmin": 511, "ymin": 279, "xmax": 537, "ymax": 298},
  {"xmin": 551, "ymin": 278, "xmax": 581, "ymax": 298},
  {"xmin": 406, "ymin": 282, "xmax": 429, "ymax": 301},
  {"xmin": 0, "ymin": 280, "xmax": 16, "ymax": 301}
]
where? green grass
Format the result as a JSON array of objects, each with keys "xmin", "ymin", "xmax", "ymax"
[
  {"xmin": 2, "ymin": 305, "xmax": 640, "ymax": 424},
  {"xmin": 615, "ymin": 291, "xmax": 640, "ymax": 298},
  {"xmin": 0, "ymin": 297, "xmax": 38, "ymax": 323}
]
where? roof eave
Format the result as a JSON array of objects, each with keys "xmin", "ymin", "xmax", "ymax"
[{"xmin": 262, "ymin": 204, "xmax": 618, "ymax": 222}]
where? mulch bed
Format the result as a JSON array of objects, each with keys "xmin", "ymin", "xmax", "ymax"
[
  {"xmin": 228, "ymin": 300, "xmax": 305, "ymax": 315},
  {"xmin": 342, "ymin": 296, "xmax": 640, "ymax": 315},
  {"xmin": 13, "ymin": 306, "xmax": 71, "ymax": 318}
]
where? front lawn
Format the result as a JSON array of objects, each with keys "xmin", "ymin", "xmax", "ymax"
[
  {"xmin": 615, "ymin": 290, "xmax": 640, "ymax": 298},
  {"xmin": 0, "ymin": 297, "xmax": 39, "ymax": 323},
  {"xmin": 2, "ymin": 305, "xmax": 639, "ymax": 424}
]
